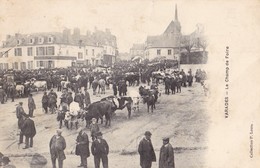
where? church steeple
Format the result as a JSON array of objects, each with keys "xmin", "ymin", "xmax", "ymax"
[{"xmin": 175, "ymin": 4, "xmax": 178, "ymax": 21}]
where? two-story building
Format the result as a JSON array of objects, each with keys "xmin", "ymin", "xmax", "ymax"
[
  {"xmin": 0, "ymin": 27, "xmax": 118, "ymax": 70},
  {"xmin": 130, "ymin": 43, "xmax": 145, "ymax": 59}
]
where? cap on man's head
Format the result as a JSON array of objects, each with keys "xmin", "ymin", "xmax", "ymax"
[
  {"xmin": 56, "ymin": 129, "xmax": 62, "ymax": 133},
  {"xmin": 144, "ymin": 131, "xmax": 152, "ymax": 136},
  {"xmin": 2, "ymin": 156, "xmax": 10, "ymax": 163},
  {"xmin": 162, "ymin": 137, "xmax": 169, "ymax": 141},
  {"xmin": 96, "ymin": 132, "xmax": 102, "ymax": 136},
  {"xmin": 19, "ymin": 102, "xmax": 23, "ymax": 105}
]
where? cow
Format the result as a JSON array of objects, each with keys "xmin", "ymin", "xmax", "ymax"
[
  {"xmin": 98, "ymin": 79, "xmax": 106, "ymax": 94},
  {"xmin": 16, "ymin": 84, "xmax": 24, "ymax": 97},
  {"xmin": 61, "ymin": 81, "xmax": 70, "ymax": 90},
  {"xmin": 33, "ymin": 81, "xmax": 47, "ymax": 91},
  {"xmin": 201, "ymin": 80, "xmax": 209, "ymax": 96},
  {"xmin": 139, "ymin": 86, "xmax": 158, "ymax": 113},
  {"xmin": 125, "ymin": 72, "xmax": 139, "ymax": 86},
  {"xmin": 101, "ymin": 96, "xmax": 133, "ymax": 119},
  {"xmin": 63, "ymin": 110, "xmax": 81, "ymax": 129},
  {"xmin": 84, "ymin": 100, "xmax": 116, "ymax": 127}
]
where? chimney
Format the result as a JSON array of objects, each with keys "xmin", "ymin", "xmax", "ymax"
[
  {"xmin": 63, "ymin": 28, "xmax": 71, "ymax": 43},
  {"xmin": 6, "ymin": 35, "xmax": 11, "ymax": 40},
  {"xmin": 73, "ymin": 28, "xmax": 80, "ymax": 40},
  {"xmin": 15, "ymin": 33, "xmax": 20, "ymax": 38}
]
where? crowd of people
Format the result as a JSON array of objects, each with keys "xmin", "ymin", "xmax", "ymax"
[{"xmin": 0, "ymin": 65, "xmax": 208, "ymax": 168}]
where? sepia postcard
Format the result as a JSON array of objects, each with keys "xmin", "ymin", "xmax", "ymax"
[{"xmin": 0, "ymin": 0, "xmax": 259, "ymax": 167}]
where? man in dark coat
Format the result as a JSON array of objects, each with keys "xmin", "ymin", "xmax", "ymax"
[
  {"xmin": 66, "ymin": 92, "xmax": 73, "ymax": 111},
  {"xmin": 8, "ymin": 84, "xmax": 16, "ymax": 102},
  {"xmin": 112, "ymin": 82, "xmax": 117, "ymax": 96},
  {"xmin": 16, "ymin": 102, "xmax": 26, "ymax": 144},
  {"xmin": 0, "ymin": 86, "xmax": 6, "ymax": 104},
  {"xmin": 187, "ymin": 74, "xmax": 193, "ymax": 87},
  {"xmin": 28, "ymin": 94, "xmax": 36, "ymax": 117},
  {"xmin": 49, "ymin": 129, "xmax": 66, "ymax": 168},
  {"xmin": 74, "ymin": 91, "xmax": 84, "ymax": 109},
  {"xmin": 159, "ymin": 137, "xmax": 175, "ymax": 168},
  {"xmin": 42, "ymin": 92, "xmax": 49, "ymax": 113},
  {"xmin": 138, "ymin": 131, "xmax": 156, "ymax": 168},
  {"xmin": 76, "ymin": 128, "xmax": 90, "ymax": 168},
  {"xmin": 91, "ymin": 132, "xmax": 109, "ymax": 168},
  {"xmin": 84, "ymin": 89, "xmax": 91, "ymax": 109},
  {"xmin": 21, "ymin": 115, "xmax": 36, "ymax": 149}
]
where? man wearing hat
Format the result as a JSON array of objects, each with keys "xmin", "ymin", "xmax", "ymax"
[
  {"xmin": 0, "ymin": 86, "xmax": 6, "ymax": 104},
  {"xmin": 2, "ymin": 156, "xmax": 16, "ymax": 168},
  {"xmin": 91, "ymin": 132, "xmax": 109, "ymax": 168},
  {"xmin": 49, "ymin": 129, "xmax": 66, "ymax": 168},
  {"xmin": 75, "ymin": 128, "xmax": 90, "ymax": 168},
  {"xmin": 138, "ymin": 131, "xmax": 156, "ymax": 168},
  {"xmin": 90, "ymin": 118, "xmax": 100, "ymax": 141},
  {"xmin": 84, "ymin": 89, "xmax": 91, "ymax": 109},
  {"xmin": 16, "ymin": 102, "xmax": 26, "ymax": 144},
  {"xmin": 21, "ymin": 114, "xmax": 36, "ymax": 149},
  {"xmin": 28, "ymin": 94, "xmax": 36, "ymax": 117},
  {"xmin": 159, "ymin": 137, "xmax": 175, "ymax": 168}
]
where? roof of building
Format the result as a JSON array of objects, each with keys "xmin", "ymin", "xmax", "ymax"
[
  {"xmin": 130, "ymin": 43, "xmax": 145, "ymax": 50},
  {"xmin": 2, "ymin": 28, "xmax": 117, "ymax": 48},
  {"xmin": 146, "ymin": 34, "xmax": 179, "ymax": 48}
]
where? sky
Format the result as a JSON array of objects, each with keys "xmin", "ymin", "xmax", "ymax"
[
  {"xmin": 0, "ymin": 0, "xmax": 259, "ymax": 53},
  {"xmin": 0, "ymin": 0, "xmax": 215, "ymax": 52}
]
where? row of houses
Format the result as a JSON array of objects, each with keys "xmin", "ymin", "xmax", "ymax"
[
  {"xmin": 129, "ymin": 4, "xmax": 207, "ymax": 64},
  {"xmin": 0, "ymin": 27, "xmax": 118, "ymax": 70}
]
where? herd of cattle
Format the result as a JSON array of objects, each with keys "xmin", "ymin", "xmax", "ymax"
[
  {"xmin": 56, "ymin": 85, "xmax": 159, "ymax": 130},
  {"xmin": 0, "ymin": 67, "xmax": 208, "ymax": 129}
]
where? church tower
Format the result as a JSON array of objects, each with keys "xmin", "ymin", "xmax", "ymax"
[
  {"xmin": 174, "ymin": 4, "xmax": 181, "ymax": 35},
  {"xmin": 163, "ymin": 4, "xmax": 182, "ymax": 36}
]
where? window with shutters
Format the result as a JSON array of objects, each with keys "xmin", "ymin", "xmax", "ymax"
[
  {"xmin": 78, "ymin": 52, "xmax": 83, "ymax": 59},
  {"xmin": 14, "ymin": 48, "xmax": 22, "ymax": 56},
  {"xmin": 27, "ymin": 47, "xmax": 33, "ymax": 56},
  {"xmin": 168, "ymin": 49, "xmax": 172, "ymax": 55},
  {"xmin": 157, "ymin": 49, "xmax": 161, "ymax": 55},
  {"xmin": 14, "ymin": 62, "xmax": 18, "ymax": 69},
  {"xmin": 36, "ymin": 47, "xmax": 46, "ymax": 56},
  {"xmin": 46, "ymin": 46, "xmax": 55, "ymax": 55}
]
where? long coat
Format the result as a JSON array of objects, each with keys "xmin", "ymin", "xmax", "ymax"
[
  {"xmin": 84, "ymin": 91, "xmax": 91, "ymax": 106},
  {"xmin": 0, "ymin": 88, "xmax": 5, "ymax": 102},
  {"xmin": 49, "ymin": 135, "xmax": 66, "ymax": 161},
  {"xmin": 91, "ymin": 139, "xmax": 109, "ymax": 156},
  {"xmin": 159, "ymin": 143, "xmax": 175, "ymax": 168},
  {"xmin": 21, "ymin": 118, "xmax": 36, "ymax": 138},
  {"xmin": 42, "ymin": 94, "xmax": 49, "ymax": 108},
  {"xmin": 75, "ymin": 132, "xmax": 90, "ymax": 157},
  {"xmin": 28, "ymin": 97, "xmax": 36, "ymax": 110},
  {"xmin": 138, "ymin": 138, "xmax": 156, "ymax": 167}
]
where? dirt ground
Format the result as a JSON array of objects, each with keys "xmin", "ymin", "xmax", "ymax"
[{"xmin": 0, "ymin": 82, "xmax": 209, "ymax": 168}]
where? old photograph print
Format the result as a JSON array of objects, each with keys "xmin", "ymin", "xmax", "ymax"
[{"xmin": 0, "ymin": 0, "xmax": 260, "ymax": 168}]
